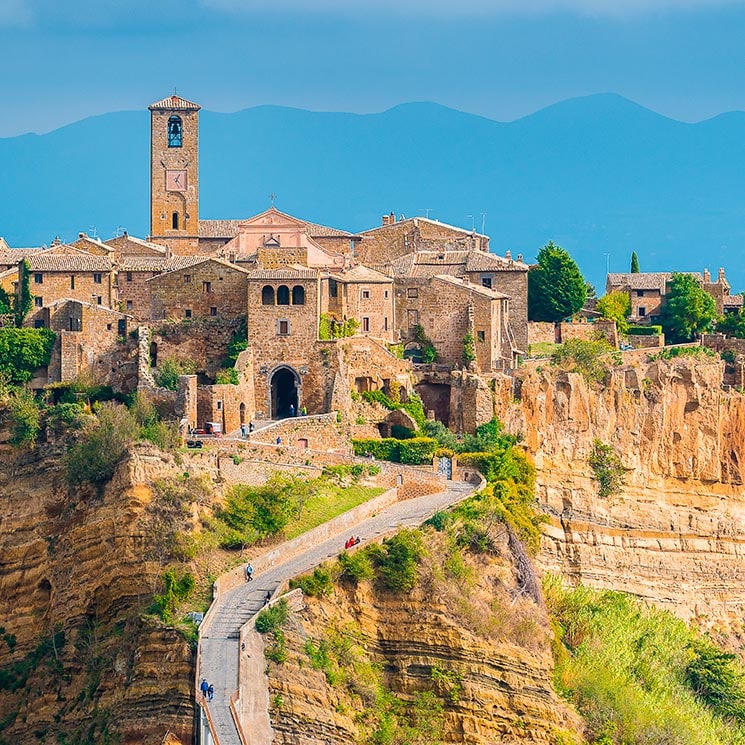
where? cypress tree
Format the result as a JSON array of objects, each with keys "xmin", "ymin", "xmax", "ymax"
[{"xmin": 630, "ymin": 251, "xmax": 640, "ymax": 273}]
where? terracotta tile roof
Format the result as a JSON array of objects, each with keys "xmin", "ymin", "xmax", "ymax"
[
  {"xmin": 148, "ymin": 95, "xmax": 201, "ymax": 111},
  {"xmin": 360, "ymin": 216, "xmax": 488, "ymax": 239},
  {"xmin": 306, "ymin": 222, "xmax": 355, "ymax": 238},
  {"xmin": 246, "ymin": 266, "xmax": 318, "ymax": 280},
  {"xmin": 465, "ymin": 251, "xmax": 528, "ymax": 272},
  {"xmin": 329, "ymin": 265, "xmax": 392, "ymax": 283},
  {"xmin": 146, "ymin": 257, "xmax": 251, "ymax": 282},
  {"xmin": 72, "ymin": 235, "xmax": 113, "ymax": 253},
  {"xmin": 433, "ymin": 274, "xmax": 509, "ymax": 299},
  {"xmin": 28, "ymin": 254, "xmax": 112, "ymax": 272},
  {"xmin": 106, "ymin": 234, "xmax": 167, "ymax": 254},
  {"xmin": 117, "ymin": 255, "xmax": 206, "ymax": 272},
  {"xmin": 0, "ymin": 247, "xmax": 49, "ymax": 263},
  {"xmin": 724, "ymin": 294, "xmax": 744, "ymax": 308},
  {"xmin": 607, "ymin": 272, "xmax": 703, "ymax": 291},
  {"xmin": 199, "ymin": 220, "xmax": 241, "ymax": 238}
]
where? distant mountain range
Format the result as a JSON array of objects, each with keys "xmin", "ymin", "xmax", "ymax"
[{"xmin": 2, "ymin": 93, "xmax": 745, "ymax": 292}]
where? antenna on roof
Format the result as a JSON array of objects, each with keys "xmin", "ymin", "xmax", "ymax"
[
  {"xmin": 467, "ymin": 215, "xmax": 475, "ymax": 232},
  {"xmin": 423, "ymin": 208, "xmax": 432, "ymax": 218},
  {"xmin": 114, "ymin": 226, "xmax": 124, "ymax": 238},
  {"xmin": 480, "ymin": 212, "xmax": 486, "ymax": 234},
  {"xmin": 90, "ymin": 225, "xmax": 98, "ymax": 239}
]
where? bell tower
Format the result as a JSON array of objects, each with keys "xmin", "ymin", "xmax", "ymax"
[{"xmin": 148, "ymin": 94, "xmax": 201, "ymax": 240}]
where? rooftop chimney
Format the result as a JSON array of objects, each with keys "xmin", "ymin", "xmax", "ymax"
[
  {"xmin": 719, "ymin": 267, "xmax": 726, "ymax": 282},
  {"xmin": 381, "ymin": 211, "xmax": 396, "ymax": 226},
  {"xmin": 703, "ymin": 268, "xmax": 711, "ymax": 282},
  {"xmin": 516, "ymin": 253, "xmax": 523, "ymax": 262},
  {"xmin": 505, "ymin": 250, "xmax": 512, "ymax": 261}
]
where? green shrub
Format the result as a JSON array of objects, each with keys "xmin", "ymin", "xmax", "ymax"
[
  {"xmin": 462, "ymin": 332, "xmax": 476, "ymax": 365},
  {"xmin": 152, "ymin": 358, "xmax": 196, "ymax": 390},
  {"xmin": 7, "ymin": 388, "xmax": 42, "ymax": 447},
  {"xmin": 398, "ymin": 437, "xmax": 437, "ymax": 465},
  {"xmin": 149, "ymin": 569, "xmax": 195, "ymax": 624},
  {"xmin": 551, "ymin": 338, "xmax": 615, "ymax": 383},
  {"xmin": 215, "ymin": 368, "xmax": 239, "ymax": 385},
  {"xmin": 588, "ymin": 439, "xmax": 625, "ymax": 498},
  {"xmin": 44, "ymin": 402, "xmax": 87, "ymax": 435},
  {"xmin": 369, "ymin": 529, "xmax": 425, "ymax": 592},
  {"xmin": 686, "ymin": 639, "xmax": 745, "ymax": 721},
  {"xmin": 64, "ymin": 402, "xmax": 138, "ymax": 485},
  {"xmin": 319, "ymin": 313, "xmax": 359, "ymax": 340},
  {"xmin": 627, "ymin": 325, "xmax": 662, "ymax": 335},
  {"xmin": 338, "ymin": 550, "xmax": 375, "ymax": 583},
  {"xmin": 224, "ymin": 317, "xmax": 248, "ymax": 366},
  {"xmin": 0, "ymin": 328, "xmax": 55, "ymax": 383},
  {"xmin": 422, "ymin": 419, "xmax": 460, "ymax": 451},
  {"xmin": 413, "ymin": 324, "xmax": 438, "ymax": 363},
  {"xmin": 290, "ymin": 565, "xmax": 334, "ymax": 596},
  {"xmin": 353, "ymin": 438, "xmax": 401, "ymax": 461},
  {"xmin": 255, "ymin": 598, "xmax": 289, "ymax": 634}
]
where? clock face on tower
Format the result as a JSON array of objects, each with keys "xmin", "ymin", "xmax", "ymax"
[{"xmin": 166, "ymin": 169, "xmax": 188, "ymax": 192}]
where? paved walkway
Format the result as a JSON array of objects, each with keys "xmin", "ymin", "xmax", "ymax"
[{"xmin": 197, "ymin": 478, "xmax": 477, "ymax": 745}]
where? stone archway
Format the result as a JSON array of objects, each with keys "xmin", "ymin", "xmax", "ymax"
[
  {"xmin": 269, "ymin": 366, "xmax": 300, "ymax": 419},
  {"xmin": 239, "ymin": 402, "xmax": 246, "ymax": 424}
]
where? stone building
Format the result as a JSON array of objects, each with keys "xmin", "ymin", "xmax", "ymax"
[
  {"xmin": 70, "ymin": 233, "xmax": 115, "ymax": 257},
  {"xmin": 106, "ymin": 232, "xmax": 168, "ymax": 260},
  {"xmin": 148, "ymin": 258, "xmax": 250, "ymax": 320},
  {"xmin": 606, "ymin": 268, "xmax": 737, "ymax": 323},
  {"xmin": 357, "ymin": 214, "xmax": 490, "ymax": 266}
]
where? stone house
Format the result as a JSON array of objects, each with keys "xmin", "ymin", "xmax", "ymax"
[
  {"xmin": 395, "ymin": 274, "xmax": 512, "ymax": 370},
  {"xmin": 70, "ymin": 233, "xmax": 115, "ymax": 257},
  {"xmin": 106, "ymin": 232, "xmax": 168, "ymax": 260},
  {"xmin": 322, "ymin": 265, "xmax": 395, "ymax": 342},
  {"xmin": 22, "ymin": 253, "xmax": 115, "ymax": 326},
  {"xmin": 356, "ymin": 214, "xmax": 490, "ymax": 266},
  {"xmin": 606, "ymin": 268, "xmax": 736, "ymax": 324},
  {"xmin": 148, "ymin": 258, "xmax": 250, "ymax": 320}
]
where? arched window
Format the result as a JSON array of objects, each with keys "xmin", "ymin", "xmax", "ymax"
[
  {"xmin": 277, "ymin": 285, "xmax": 290, "ymax": 305},
  {"xmin": 292, "ymin": 285, "xmax": 305, "ymax": 305},
  {"xmin": 261, "ymin": 285, "xmax": 275, "ymax": 305},
  {"xmin": 172, "ymin": 212, "xmax": 179, "ymax": 230},
  {"xmin": 168, "ymin": 116, "xmax": 183, "ymax": 147}
]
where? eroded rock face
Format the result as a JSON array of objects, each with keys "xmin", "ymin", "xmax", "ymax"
[
  {"xmin": 0, "ymin": 442, "xmax": 194, "ymax": 745},
  {"xmin": 508, "ymin": 358, "xmax": 745, "ymax": 629},
  {"xmin": 268, "ymin": 531, "xmax": 582, "ymax": 745}
]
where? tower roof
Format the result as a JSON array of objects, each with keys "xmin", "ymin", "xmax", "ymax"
[{"xmin": 148, "ymin": 94, "xmax": 201, "ymax": 111}]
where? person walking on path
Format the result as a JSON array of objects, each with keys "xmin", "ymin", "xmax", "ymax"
[
  {"xmin": 207, "ymin": 684, "xmax": 214, "ymax": 701},
  {"xmin": 264, "ymin": 591, "xmax": 272, "ymax": 606},
  {"xmin": 240, "ymin": 423, "xmax": 246, "ymax": 438},
  {"xmin": 288, "ymin": 403, "xmax": 295, "ymax": 417},
  {"xmin": 249, "ymin": 420, "xmax": 255, "ymax": 433},
  {"xmin": 245, "ymin": 563, "xmax": 254, "ymax": 582},
  {"xmin": 300, "ymin": 405, "xmax": 307, "ymax": 416},
  {"xmin": 200, "ymin": 678, "xmax": 209, "ymax": 698}
]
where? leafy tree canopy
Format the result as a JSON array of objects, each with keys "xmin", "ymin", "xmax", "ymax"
[
  {"xmin": 528, "ymin": 242, "xmax": 587, "ymax": 322},
  {"xmin": 0, "ymin": 328, "xmax": 56, "ymax": 383},
  {"xmin": 596, "ymin": 291, "xmax": 631, "ymax": 334},
  {"xmin": 630, "ymin": 251, "xmax": 640, "ymax": 273},
  {"xmin": 716, "ymin": 306, "xmax": 745, "ymax": 339},
  {"xmin": 660, "ymin": 273, "xmax": 717, "ymax": 343}
]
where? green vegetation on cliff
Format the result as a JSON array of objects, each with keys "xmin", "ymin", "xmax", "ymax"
[{"xmin": 546, "ymin": 579, "xmax": 745, "ymax": 745}]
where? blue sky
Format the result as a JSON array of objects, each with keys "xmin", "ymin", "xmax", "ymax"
[{"xmin": 2, "ymin": 0, "xmax": 745, "ymax": 136}]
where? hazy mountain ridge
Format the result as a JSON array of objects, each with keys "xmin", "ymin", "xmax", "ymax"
[{"xmin": 2, "ymin": 93, "xmax": 745, "ymax": 291}]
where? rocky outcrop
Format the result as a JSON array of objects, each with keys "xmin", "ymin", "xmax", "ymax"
[
  {"xmin": 267, "ymin": 529, "xmax": 582, "ymax": 745},
  {"xmin": 507, "ymin": 357, "xmax": 745, "ymax": 630},
  {"xmin": 0, "ymin": 442, "xmax": 195, "ymax": 745}
]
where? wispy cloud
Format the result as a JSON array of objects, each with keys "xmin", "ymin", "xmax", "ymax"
[{"xmin": 200, "ymin": 0, "xmax": 745, "ymax": 17}]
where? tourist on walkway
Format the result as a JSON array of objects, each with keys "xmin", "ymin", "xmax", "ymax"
[
  {"xmin": 264, "ymin": 591, "xmax": 272, "ymax": 606},
  {"xmin": 289, "ymin": 403, "xmax": 295, "ymax": 417},
  {"xmin": 300, "ymin": 405, "xmax": 307, "ymax": 416},
  {"xmin": 240, "ymin": 423, "xmax": 246, "ymax": 438},
  {"xmin": 207, "ymin": 683, "xmax": 214, "ymax": 701},
  {"xmin": 245, "ymin": 563, "xmax": 254, "ymax": 582},
  {"xmin": 249, "ymin": 420, "xmax": 255, "ymax": 433},
  {"xmin": 276, "ymin": 436, "xmax": 282, "ymax": 445},
  {"xmin": 200, "ymin": 678, "xmax": 209, "ymax": 698}
]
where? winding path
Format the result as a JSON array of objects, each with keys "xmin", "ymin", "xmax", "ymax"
[{"xmin": 197, "ymin": 478, "xmax": 478, "ymax": 745}]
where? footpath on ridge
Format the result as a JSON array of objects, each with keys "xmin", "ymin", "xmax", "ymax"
[{"xmin": 196, "ymin": 476, "xmax": 479, "ymax": 745}]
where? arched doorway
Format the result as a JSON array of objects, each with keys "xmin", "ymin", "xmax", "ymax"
[
  {"xmin": 270, "ymin": 366, "xmax": 299, "ymax": 419},
  {"xmin": 239, "ymin": 403, "xmax": 246, "ymax": 424}
]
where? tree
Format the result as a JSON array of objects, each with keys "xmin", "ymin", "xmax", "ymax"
[
  {"xmin": 630, "ymin": 251, "xmax": 640, "ymax": 273},
  {"xmin": 716, "ymin": 310, "xmax": 745, "ymax": 339},
  {"xmin": 596, "ymin": 291, "xmax": 631, "ymax": 334},
  {"xmin": 659, "ymin": 273, "xmax": 717, "ymax": 343},
  {"xmin": 528, "ymin": 242, "xmax": 587, "ymax": 322},
  {"xmin": 14, "ymin": 260, "xmax": 33, "ymax": 328}
]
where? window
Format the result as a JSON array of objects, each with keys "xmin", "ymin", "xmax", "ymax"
[
  {"xmin": 184, "ymin": 274, "xmax": 192, "ymax": 284},
  {"xmin": 477, "ymin": 330, "xmax": 485, "ymax": 342},
  {"xmin": 70, "ymin": 276, "xmax": 75, "ymax": 290},
  {"xmin": 407, "ymin": 287, "xmax": 418, "ymax": 298},
  {"xmin": 185, "ymin": 309, "xmax": 192, "ymax": 318},
  {"xmin": 329, "ymin": 279, "xmax": 338, "ymax": 298},
  {"xmin": 384, "ymin": 317, "xmax": 388, "ymax": 331},
  {"xmin": 34, "ymin": 273, "xmax": 43, "ymax": 284},
  {"xmin": 94, "ymin": 273, "xmax": 102, "ymax": 284},
  {"xmin": 361, "ymin": 289, "xmax": 371, "ymax": 300},
  {"xmin": 384, "ymin": 290, "xmax": 389, "ymax": 299},
  {"xmin": 407, "ymin": 309, "xmax": 419, "ymax": 328},
  {"xmin": 106, "ymin": 323, "xmax": 112, "ymax": 331},
  {"xmin": 292, "ymin": 285, "xmax": 305, "ymax": 305},
  {"xmin": 210, "ymin": 306, "xmax": 217, "ymax": 316},
  {"xmin": 636, "ymin": 290, "xmax": 644, "ymax": 297},
  {"xmin": 481, "ymin": 276, "xmax": 493, "ymax": 289},
  {"xmin": 277, "ymin": 319, "xmax": 290, "ymax": 336},
  {"xmin": 172, "ymin": 212, "xmax": 179, "ymax": 230},
  {"xmin": 97, "ymin": 296, "xmax": 102, "ymax": 305},
  {"xmin": 33, "ymin": 319, "xmax": 45, "ymax": 328},
  {"xmin": 126, "ymin": 272, "xmax": 133, "ymax": 283},
  {"xmin": 261, "ymin": 285, "xmax": 275, "ymax": 305},
  {"xmin": 118, "ymin": 319, "xmax": 127, "ymax": 335},
  {"xmin": 638, "ymin": 306, "xmax": 646, "ymax": 317},
  {"xmin": 277, "ymin": 285, "xmax": 290, "ymax": 305},
  {"xmin": 203, "ymin": 281, "xmax": 211, "ymax": 293},
  {"xmin": 216, "ymin": 400, "xmax": 222, "ymax": 411},
  {"xmin": 167, "ymin": 115, "xmax": 183, "ymax": 147},
  {"xmin": 362, "ymin": 317, "xmax": 370, "ymax": 332},
  {"xmin": 34, "ymin": 296, "xmax": 43, "ymax": 307},
  {"xmin": 126, "ymin": 300, "xmax": 133, "ymax": 310}
]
